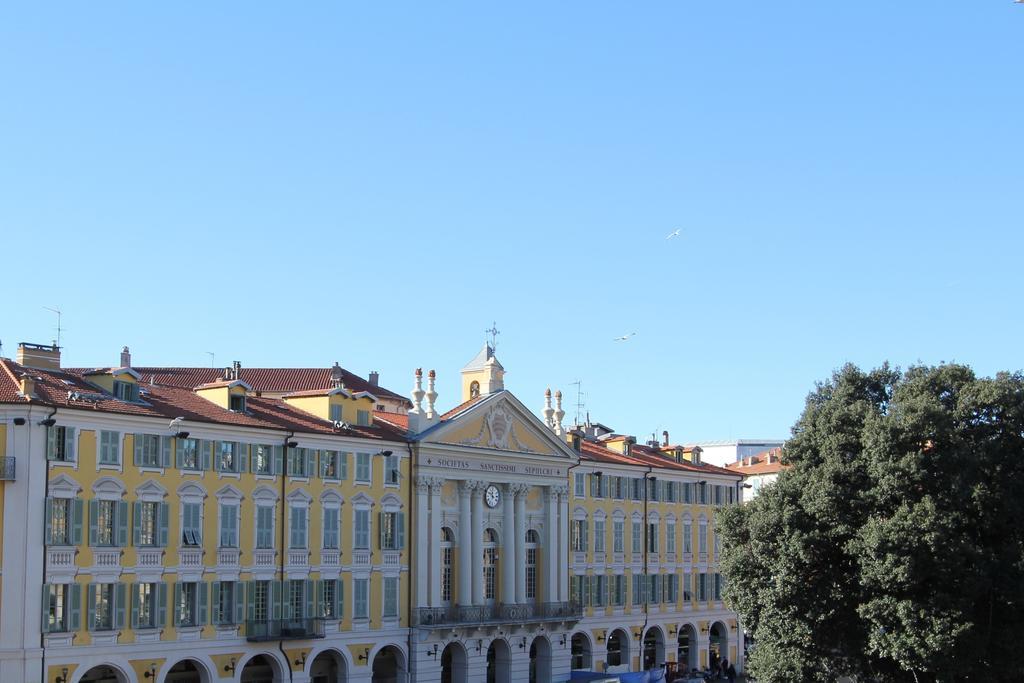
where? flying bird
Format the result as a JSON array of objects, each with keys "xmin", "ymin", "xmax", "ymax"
[
  {"xmin": 665, "ymin": 229, "xmax": 681, "ymax": 240},
  {"xmin": 613, "ymin": 332, "xmax": 637, "ymax": 342}
]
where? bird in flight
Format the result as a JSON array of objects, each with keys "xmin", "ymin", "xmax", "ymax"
[
  {"xmin": 613, "ymin": 332, "xmax": 637, "ymax": 342},
  {"xmin": 665, "ymin": 229, "xmax": 681, "ymax": 240}
]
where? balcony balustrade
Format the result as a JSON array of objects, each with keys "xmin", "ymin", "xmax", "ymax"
[
  {"xmin": 178, "ymin": 547, "xmax": 203, "ymax": 567},
  {"xmin": 352, "ymin": 550, "xmax": 371, "ymax": 567},
  {"xmin": 136, "ymin": 549, "xmax": 164, "ymax": 568},
  {"xmin": 47, "ymin": 548, "xmax": 75, "ymax": 570},
  {"xmin": 253, "ymin": 549, "xmax": 276, "ymax": 567},
  {"xmin": 245, "ymin": 618, "xmax": 325, "ymax": 642},
  {"xmin": 320, "ymin": 550, "xmax": 341, "ymax": 568},
  {"xmin": 217, "ymin": 548, "xmax": 240, "ymax": 567},
  {"xmin": 414, "ymin": 601, "xmax": 582, "ymax": 629}
]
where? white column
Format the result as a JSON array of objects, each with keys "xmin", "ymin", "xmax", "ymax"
[
  {"xmin": 416, "ymin": 477, "xmax": 430, "ymax": 608},
  {"xmin": 471, "ymin": 482, "xmax": 486, "ymax": 605},
  {"xmin": 458, "ymin": 481, "xmax": 474, "ymax": 607},
  {"xmin": 502, "ymin": 484, "xmax": 516, "ymax": 604},
  {"xmin": 514, "ymin": 485, "xmax": 527, "ymax": 603},
  {"xmin": 557, "ymin": 485, "xmax": 570, "ymax": 602},
  {"xmin": 544, "ymin": 486, "xmax": 559, "ymax": 604},
  {"xmin": 429, "ymin": 479, "xmax": 444, "ymax": 607}
]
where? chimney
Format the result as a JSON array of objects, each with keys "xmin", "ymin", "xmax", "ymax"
[
  {"xmin": 368, "ymin": 371, "xmax": 379, "ymax": 387},
  {"xmin": 232, "ymin": 360, "xmax": 242, "ymax": 381},
  {"xmin": 16, "ymin": 342, "xmax": 61, "ymax": 370},
  {"xmin": 624, "ymin": 436, "xmax": 636, "ymax": 457},
  {"xmin": 569, "ymin": 429, "xmax": 583, "ymax": 453},
  {"xmin": 330, "ymin": 362, "xmax": 344, "ymax": 389},
  {"xmin": 19, "ymin": 372, "xmax": 36, "ymax": 398},
  {"xmin": 662, "ymin": 430, "xmax": 670, "ymax": 447},
  {"xmin": 120, "ymin": 346, "xmax": 131, "ymax": 368}
]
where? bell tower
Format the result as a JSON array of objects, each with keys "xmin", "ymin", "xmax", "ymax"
[{"xmin": 461, "ymin": 342, "xmax": 505, "ymax": 402}]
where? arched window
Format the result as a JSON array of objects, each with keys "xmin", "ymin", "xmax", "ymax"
[
  {"xmin": 470, "ymin": 381, "xmax": 481, "ymax": 398},
  {"xmin": 484, "ymin": 528, "xmax": 498, "ymax": 601},
  {"xmin": 570, "ymin": 633, "xmax": 591, "ymax": 670},
  {"xmin": 441, "ymin": 527, "xmax": 455, "ymax": 604},
  {"xmin": 607, "ymin": 630, "xmax": 627, "ymax": 667},
  {"xmin": 525, "ymin": 529, "xmax": 539, "ymax": 600}
]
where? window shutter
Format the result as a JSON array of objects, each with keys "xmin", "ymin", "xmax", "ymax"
[
  {"xmin": 201, "ymin": 441, "xmax": 211, "ymax": 471},
  {"xmin": 305, "ymin": 450, "xmax": 314, "ymax": 478},
  {"xmin": 41, "ymin": 585, "xmax": 51, "ymax": 634},
  {"xmin": 156, "ymin": 582, "xmax": 167, "ymax": 628},
  {"xmin": 582, "ymin": 574, "xmax": 591, "ymax": 606},
  {"xmin": 87, "ymin": 500, "xmax": 99, "ymax": 546},
  {"xmin": 378, "ymin": 512, "xmax": 385, "ymax": 550},
  {"xmin": 157, "ymin": 503, "xmax": 169, "ymax": 547},
  {"xmin": 340, "ymin": 453, "xmax": 349, "ymax": 481},
  {"xmin": 133, "ymin": 434, "xmax": 143, "ymax": 466},
  {"xmin": 238, "ymin": 443, "xmax": 247, "ymax": 473},
  {"xmin": 160, "ymin": 437, "xmax": 171, "ymax": 468},
  {"xmin": 44, "ymin": 498, "xmax": 53, "ymax": 545},
  {"xmin": 129, "ymin": 582, "xmax": 139, "ymax": 628},
  {"xmin": 114, "ymin": 583, "xmax": 126, "ymax": 628},
  {"xmin": 396, "ymin": 512, "xmax": 406, "ymax": 549},
  {"xmin": 132, "ymin": 502, "xmax": 142, "ymax": 547},
  {"xmin": 64, "ymin": 427, "xmax": 76, "ymax": 462},
  {"xmin": 273, "ymin": 446, "xmax": 284, "ymax": 476},
  {"xmin": 116, "ymin": 501, "xmax": 129, "ymax": 547},
  {"xmin": 69, "ymin": 583, "xmax": 82, "ymax": 632},
  {"xmin": 86, "ymin": 583, "xmax": 96, "ymax": 631},
  {"xmin": 69, "ymin": 499, "xmax": 83, "ymax": 545},
  {"xmin": 272, "ymin": 581, "xmax": 282, "ymax": 621},
  {"xmin": 305, "ymin": 579, "xmax": 314, "ymax": 619},
  {"xmin": 247, "ymin": 580, "xmax": 257, "ymax": 623},
  {"xmin": 234, "ymin": 581, "xmax": 246, "ymax": 625},
  {"xmin": 175, "ymin": 440, "xmax": 184, "ymax": 469},
  {"xmin": 211, "ymin": 582, "xmax": 221, "ymax": 624},
  {"xmin": 46, "ymin": 428, "xmax": 57, "ymax": 461},
  {"xmin": 319, "ymin": 452, "xmax": 327, "ymax": 478},
  {"xmin": 197, "ymin": 582, "xmax": 208, "ymax": 626},
  {"xmin": 172, "ymin": 582, "xmax": 182, "ymax": 626},
  {"xmin": 337, "ymin": 579, "xmax": 344, "ymax": 618},
  {"xmin": 214, "ymin": 442, "xmax": 223, "ymax": 473}
]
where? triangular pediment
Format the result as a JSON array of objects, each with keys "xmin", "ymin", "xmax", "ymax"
[{"xmin": 417, "ymin": 391, "xmax": 577, "ymax": 460}]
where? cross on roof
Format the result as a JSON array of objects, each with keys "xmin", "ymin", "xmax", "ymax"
[{"xmin": 485, "ymin": 322, "xmax": 500, "ymax": 351}]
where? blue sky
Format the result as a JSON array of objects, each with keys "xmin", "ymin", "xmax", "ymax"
[{"xmin": 2, "ymin": 3, "xmax": 1021, "ymax": 443}]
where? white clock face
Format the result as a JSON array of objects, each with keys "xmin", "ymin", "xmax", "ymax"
[{"xmin": 485, "ymin": 485, "xmax": 501, "ymax": 508}]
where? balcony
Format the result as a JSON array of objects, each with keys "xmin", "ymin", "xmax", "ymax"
[
  {"xmin": 179, "ymin": 547, "xmax": 203, "ymax": 568},
  {"xmin": 136, "ymin": 549, "xmax": 164, "ymax": 568},
  {"xmin": 253, "ymin": 549, "xmax": 276, "ymax": 568},
  {"xmin": 414, "ymin": 601, "xmax": 582, "ymax": 629},
  {"xmin": 352, "ymin": 550, "xmax": 371, "ymax": 567},
  {"xmin": 245, "ymin": 618, "xmax": 325, "ymax": 642},
  {"xmin": 320, "ymin": 550, "xmax": 341, "ymax": 568},
  {"xmin": 0, "ymin": 456, "xmax": 14, "ymax": 480},
  {"xmin": 217, "ymin": 548, "xmax": 241, "ymax": 568},
  {"xmin": 47, "ymin": 548, "xmax": 76, "ymax": 570}
]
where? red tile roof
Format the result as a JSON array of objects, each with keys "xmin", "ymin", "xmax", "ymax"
[
  {"xmin": 577, "ymin": 438, "xmax": 739, "ymax": 478},
  {"xmin": 725, "ymin": 447, "xmax": 786, "ymax": 475}
]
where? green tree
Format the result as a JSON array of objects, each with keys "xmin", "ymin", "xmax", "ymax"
[{"xmin": 719, "ymin": 363, "xmax": 1024, "ymax": 683}]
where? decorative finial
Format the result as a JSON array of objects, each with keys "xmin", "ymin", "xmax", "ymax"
[
  {"xmin": 553, "ymin": 390, "xmax": 565, "ymax": 435},
  {"xmin": 425, "ymin": 369, "xmax": 438, "ymax": 419},
  {"xmin": 543, "ymin": 388, "xmax": 555, "ymax": 428},
  {"xmin": 411, "ymin": 368, "xmax": 425, "ymax": 415}
]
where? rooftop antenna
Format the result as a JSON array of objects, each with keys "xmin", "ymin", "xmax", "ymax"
[
  {"xmin": 205, "ymin": 351, "xmax": 215, "ymax": 368},
  {"xmin": 485, "ymin": 322, "xmax": 500, "ymax": 351},
  {"xmin": 42, "ymin": 306, "xmax": 63, "ymax": 348},
  {"xmin": 569, "ymin": 379, "xmax": 585, "ymax": 425}
]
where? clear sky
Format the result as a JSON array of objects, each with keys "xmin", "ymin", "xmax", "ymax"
[{"xmin": 2, "ymin": 3, "xmax": 1021, "ymax": 443}]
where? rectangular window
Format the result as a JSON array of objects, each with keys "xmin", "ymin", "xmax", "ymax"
[
  {"xmin": 648, "ymin": 574, "xmax": 660, "ymax": 604},
  {"xmin": 593, "ymin": 519, "xmax": 605, "ymax": 553},
  {"xmin": 321, "ymin": 450, "xmax": 340, "ymax": 480},
  {"xmin": 135, "ymin": 434, "xmax": 163, "ymax": 468},
  {"xmin": 384, "ymin": 454, "xmax": 400, "ymax": 485},
  {"xmin": 323, "ymin": 508, "xmax": 340, "ymax": 550},
  {"xmin": 113, "ymin": 380, "xmax": 140, "ymax": 402},
  {"xmin": 631, "ymin": 478, "xmax": 643, "ymax": 501},
  {"xmin": 648, "ymin": 478, "xmax": 659, "ymax": 502},
  {"xmin": 714, "ymin": 485, "xmax": 724, "ymax": 506},
  {"xmin": 647, "ymin": 523, "xmax": 659, "ymax": 553},
  {"xmin": 256, "ymin": 506, "xmax": 274, "ymax": 549},
  {"xmin": 574, "ymin": 472, "xmax": 586, "ymax": 498},
  {"xmin": 329, "ymin": 404, "xmax": 343, "ymax": 422},
  {"xmin": 714, "ymin": 530, "xmax": 721, "ymax": 558},
  {"xmin": 441, "ymin": 547, "xmax": 453, "ymax": 603},
  {"xmin": 683, "ymin": 483, "xmax": 693, "ymax": 504},
  {"xmin": 699, "ymin": 525, "xmax": 708, "ymax": 554},
  {"xmin": 137, "ymin": 501, "xmax": 159, "ymax": 546},
  {"xmin": 353, "ymin": 578, "xmax": 368, "ymax": 619},
  {"xmin": 484, "ymin": 547, "xmax": 497, "ymax": 600},
  {"xmin": 666, "ymin": 522, "xmax": 676, "ymax": 554},
  {"xmin": 135, "ymin": 582, "xmax": 158, "ymax": 629},
  {"xmin": 570, "ymin": 575, "xmax": 582, "ymax": 606},
  {"xmin": 46, "ymin": 426, "xmax": 76, "ymax": 462},
  {"xmin": 683, "ymin": 522, "xmax": 693, "ymax": 554},
  {"xmin": 526, "ymin": 547, "xmax": 537, "ymax": 599},
  {"xmin": 217, "ymin": 441, "xmax": 239, "ymax": 473},
  {"xmin": 356, "ymin": 409, "xmax": 371, "ymax": 426},
  {"xmin": 44, "ymin": 584, "xmax": 70, "ymax": 632},
  {"xmin": 94, "ymin": 500, "xmax": 116, "ymax": 546},
  {"xmin": 253, "ymin": 581, "xmax": 270, "ymax": 622},
  {"xmin": 252, "ymin": 445, "xmax": 274, "ymax": 475},
  {"xmin": 379, "ymin": 511, "xmax": 405, "ymax": 550},
  {"xmin": 632, "ymin": 573, "xmax": 643, "ymax": 606},
  {"xmin": 289, "ymin": 580, "xmax": 305, "ymax": 619},
  {"xmin": 91, "ymin": 583, "xmax": 115, "ymax": 631},
  {"xmin": 592, "ymin": 575, "xmax": 606, "ymax": 607},
  {"xmin": 220, "ymin": 503, "xmax": 238, "ymax": 548},
  {"xmin": 631, "ymin": 521, "xmax": 642, "ymax": 554},
  {"xmin": 698, "ymin": 573, "xmax": 708, "ymax": 602},
  {"xmin": 714, "ymin": 573, "xmax": 723, "ymax": 601},
  {"xmin": 612, "ymin": 574, "xmax": 625, "ymax": 607},
  {"xmin": 683, "ymin": 573, "xmax": 693, "ymax": 602},
  {"xmin": 667, "ymin": 574, "xmax": 678, "ymax": 604},
  {"xmin": 177, "ymin": 582, "xmax": 197, "ymax": 627},
  {"xmin": 383, "ymin": 577, "xmax": 398, "ymax": 617},
  {"xmin": 229, "ymin": 393, "xmax": 246, "ymax": 412},
  {"xmin": 214, "ymin": 581, "xmax": 237, "ymax": 625},
  {"xmin": 354, "ymin": 509, "xmax": 370, "ymax": 550},
  {"xmin": 182, "ymin": 502, "xmax": 202, "ymax": 546},
  {"xmin": 48, "ymin": 498, "xmax": 72, "ymax": 545},
  {"xmin": 99, "ymin": 431, "xmax": 120, "ymax": 465},
  {"xmin": 571, "ymin": 519, "xmax": 588, "ymax": 552},
  {"xmin": 320, "ymin": 579, "xmax": 339, "ymax": 619},
  {"xmin": 699, "ymin": 482, "xmax": 708, "ymax": 505},
  {"xmin": 288, "ymin": 447, "xmax": 311, "ymax": 478},
  {"xmin": 289, "ymin": 506, "xmax": 307, "ymax": 549},
  {"xmin": 176, "ymin": 438, "xmax": 202, "ymax": 471},
  {"xmin": 355, "ymin": 453, "xmax": 371, "ymax": 483}
]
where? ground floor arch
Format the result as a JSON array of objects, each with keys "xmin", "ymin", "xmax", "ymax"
[
  {"xmin": 77, "ymin": 665, "xmax": 129, "ymax": 683},
  {"xmin": 643, "ymin": 625, "xmax": 665, "ymax": 671},
  {"xmin": 709, "ymin": 621, "xmax": 729, "ymax": 670},
  {"xmin": 486, "ymin": 638, "xmax": 512, "ymax": 683},
  {"xmin": 240, "ymin": 653, "xmax": 285, "ymax": 683},
  {"xmin": 371, "ymin": 645, "xmax": 406, "ymax": 683},
  {"xmin": 165, "ymin": 657, "xmax": 213, "ymax": 683},
  {"xmin": 678, "ymin": 623, "xmax": 699, "ymax": 672},
  {"xmin": 441, "ymin": 641, "xmax": 468, "ymax": 683},
  {"xmin": 310, "ymin": 648, "xmax": 348, "ymax": 683},
  {"xmin": 605, "ymin": 629, "xmax": 630, "ymax": 669},
  {"xmin": 570, "ymin": 631, "xmax": 592, "ymax": 670},
  {"xmin": 529, "ymin": 635, "xmax": 552, "ymax": 683}
]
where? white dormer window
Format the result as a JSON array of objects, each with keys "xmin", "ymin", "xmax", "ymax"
[
  {"xmin": 229, "ymin": 393, "xmax": 246, "ymax": 412},
  {"xmin": 113, "ymin": 380, "xmax": 139, "ymax": 402}
]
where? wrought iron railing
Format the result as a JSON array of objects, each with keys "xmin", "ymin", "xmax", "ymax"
[
  {"xmin": 414, "ymin": 601, "xmax": 582, "ymax": 628},
  {"xmin": 0, "ymin": 456, "xmax": 14, "ymax": 481},
  {"xmin": 245, "ymin": 618, "xmax": 325, "ymax": 642}
]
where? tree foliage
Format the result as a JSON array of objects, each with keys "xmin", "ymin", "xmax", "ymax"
[{"xmin": 718, "ymin": 363, "xmax": 1024, "ymax": 683}]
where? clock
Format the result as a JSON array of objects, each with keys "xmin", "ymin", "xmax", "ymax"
[{"xmin": 485, "ymin": 484, "xmax": 501, "ymax": 508}]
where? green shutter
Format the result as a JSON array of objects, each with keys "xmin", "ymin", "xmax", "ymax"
[
  {"xmin": 116, "ymin": 501, "xmax": 129, "ymax": 547},
  {"xmin": 201, "ymin": 441, "xmax": 211, "ymax": 471},
  {"xmin": 69, "ymin": 583, "xmax": 82, "ymax": 631},
  {"xmin": 71, "ymin": 499, "xmax": 83, "ymax": 545},
  {"xmin": 247, "ymin": 580, "xmax": 256, "ymax": 622},
  {"xmin": 41, "ymin": 585, "xmax": 51, "ymax": 634},
  {"xmin": 238, "ymin": 443, "xmax": 247, "ymax": 473},
  {"xmin": 340, "ymin": 453, "xmax": 348, "ymax": 480},
  {"xmin": 378, "ymin": 512, "xmax": 385, "ymax": 550},
  {"xmin": 46, "ymin": 428, "xmax": 57, "ymax": 461},
  {"xmin": 157, "ymin": 503, "xmax": 169, "ymax": 547},
  {"xmin": 234, "ymin": 582, "xmax": 245, "ymax": 625},
  {"xmin": 396, "ymin": 512, "xmax": 406, "ymax": 549},
  {"xmin": 304, "ymin": 579, "xmax": 314, "ymax": 619},
  {"xmin": 44, "ymin": 498, "xmax": 53, "ymax": 545},
  {"xmin": 132, "ymin": 502, "xmax": 142, "ymax": 547},
  {"xmin": 64, "ymin": 427, "xmax": 76, "ymax": 462},
  {"xmin": 175, "ymin": 439, "xmax": 184, "ymax": 469},
  {"xmin": 271, "ymin": 581, "xmax": 282, "ymax": 621},
  {"xmin": 86, "ymin": 583, "xmax": 96, "ymax": 631},
  {"xmin": 130, "ymin": 582, "xmax": 139, "ymax": 628},
  {"xmin": 172, "ymin": 582, "xmax": 181, "ymax": 626},
  {"xmin": 337, "ymin": 579, "xmax": 344, "ymax": 618},
  {"xmin": 273, "ymin": 446, "xmax": 284, "ymax": 475},
  {"xmin": 305, "ymin": 450, "xmax": 314, "ymax": 478},
  {"xmin": 160, "ymin": 437, "xmax": 171, "ymax": 468},
  {"xmin": 211, "ymin": 582, "xmax": 221, "ymax": 624},
  {"xmin": 157, "ymin": 582, "xmax": 167, "ymax": 628},
  {"xmin": 114, "ymin": 583, "xmax": 126, "ymax": 628},
  {"xmin": 133, "ymin": 434, "xmax": 143, "ymax": 466},
  {"xmin": 87, "ymin": 500, "xmax": 99, "ymax": 546},
  {"xmin": 197, "ymin": 582, "xmax": 208, "ymax": 626}
]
